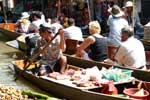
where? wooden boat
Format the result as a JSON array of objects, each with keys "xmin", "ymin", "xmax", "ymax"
[
  {"xmin": 0, "ymin": 23, "xmax": 21, "ymax": 40},
  {"xmin": 12, "ymin": 59, "xmax": 143, "ymax": 100},
  {"xmin": 65, "ymin": 54, "xmax": 150, "ymax": 82}
]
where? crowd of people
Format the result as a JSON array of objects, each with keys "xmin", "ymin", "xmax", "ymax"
[{"xmin": 10, "ymin": 0, "xmax": 146, "ymax": 75}]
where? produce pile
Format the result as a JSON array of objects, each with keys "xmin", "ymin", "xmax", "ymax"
[
  {"xmin": 47, "ymin": 66, "xmax": 133, "ymax": 88},
  {"xmin": 0, "ymin": 85, "xmax": 58, "ymax": 100},
  {"xmin": 48, "ymin": 66, "xmax": 102, "ymax": 87},
  {"xmin": 0, "ymin": 85, "xmax": 24, "ymax": 100},
  {"xmin": 101, "ymin": 67, "xmax": 133, "ymax": 82}
]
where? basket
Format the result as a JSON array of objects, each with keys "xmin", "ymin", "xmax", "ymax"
[{"xmin": 123, "ymin": 88, "xmax": 149, "ymax": 100}]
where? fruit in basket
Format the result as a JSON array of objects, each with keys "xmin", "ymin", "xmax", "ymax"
[
  {"xmin": 0, "ymin": 85, "xmax": 24, "ymax": 100},
  {"xmin": 123, "ymin": 88, "xmax": 149, "ymax": 99},
  {"xmin": 134, "ymin": 88, "xmax": 145, "ymax": 96}
]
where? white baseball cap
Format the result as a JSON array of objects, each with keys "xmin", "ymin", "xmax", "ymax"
[
  {"xmin": 21, "ymin": 12, "xmax": 30, "ymax": 18},
  {"xmin": 125, "ymin": 1, "xmax": 133, "ymax": 8}
]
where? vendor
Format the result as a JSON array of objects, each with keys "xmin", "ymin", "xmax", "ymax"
[{"xmin": 31, "ymin": 24, "xmax": 67, "ymax": 75}]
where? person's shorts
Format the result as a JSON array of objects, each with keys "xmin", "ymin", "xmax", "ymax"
[{"xmin": 30, "ymin": 58, "xmax": 61, "ymax": 75}]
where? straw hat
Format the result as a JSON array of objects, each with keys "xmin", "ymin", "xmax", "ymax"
[
  {"xmin": 108, "ymin": 5, "xmax": 124, "ymax": 17},
  {"xmin": 125, "ymin": 1, "xmax": 133, "ymax": 8},
  {"xmin": 21, "ymin": 12, "xmax": 30, "ymax": 19}
]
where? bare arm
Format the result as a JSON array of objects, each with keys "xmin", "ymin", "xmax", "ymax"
[
  {"xmin": 76, "ymin": 36, "xmax": 95, "ymax": 57},
  {"xmin": 58, "ymin": 29, "xmax": 66, "ymax": 52}
]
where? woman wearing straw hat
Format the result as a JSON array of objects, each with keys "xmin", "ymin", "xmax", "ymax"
[{"xmin": 107, "ymin": 5, "xmax": 128, "ymax": 47}]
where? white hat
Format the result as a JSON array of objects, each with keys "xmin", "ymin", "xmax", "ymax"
[
  {"xmin": 21, "ymin": 12, "xmax": 30, "ymax": 18},
  {"xmin": 39, "ymin": 23, "xmax": 52, "ymax": 33},
  {"xmin": 108, "ymin": 5, "xmax": 124, "ymax": 17},
  {"xmin": 125, "ymin": 1, "xmax": 133, "ymax": 7}
]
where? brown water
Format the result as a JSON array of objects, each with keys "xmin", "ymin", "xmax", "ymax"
[{"xmin": 0, "ymin": 33, "xmax": 59, "ymax": 98}]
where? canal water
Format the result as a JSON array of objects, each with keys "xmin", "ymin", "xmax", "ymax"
[{"xmin": 0, "ymin": 33, "xmax": 60, "ymax": 99}]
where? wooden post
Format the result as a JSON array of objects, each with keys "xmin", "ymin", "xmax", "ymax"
[
  {"xmin": 57, "ymin": 0, "xmax": 61, "ymax": 18},
  {"xmin": 2, "ymin": 0, "xmax": 7, "ymax": 23},
  {"xmin": 87, "ymin": 0, "xmax": 92, "ymax": 21},
  {"xmin": 132, "ymin": 0, "xmax": 135, "ymax": 28}
]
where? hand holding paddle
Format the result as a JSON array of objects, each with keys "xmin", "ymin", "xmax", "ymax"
[{"xmin": 15, "ymin": 30, "xmax": 61, "ymax": 81}]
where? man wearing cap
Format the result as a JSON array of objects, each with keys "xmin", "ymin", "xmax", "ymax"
[
  {"xmin": 107, "ymin": 5, "xmax": 128, "ymax": 46},
  {"xmin": 124, "ymin": 1, "xmax": 144, "ymax": 39},
  {"xmin": 31, "ymin": 24, "xmax": 67, "ymax": 75},
  {"xmin": 104, "ymin": 26, "xmax": 146, "ymax": 69},
  {"xmin": 15, "ymin": 12, "xmax": 31, "ymax": 33}
]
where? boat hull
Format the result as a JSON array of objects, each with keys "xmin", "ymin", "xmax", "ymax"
[
  {"xmin": 65, "ymin": 54, "xmax": 150, "ymax": 82},
  {"xmin": 0, "ymin": 24, "xmax": 21, "ymax": 40},
  {"xmin": 13, "ymin": 61, "xmax": 132, "ymax": 100}
]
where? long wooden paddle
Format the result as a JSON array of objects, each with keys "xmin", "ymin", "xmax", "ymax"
[{"xmin": 15, "ymin": 32, "xmax": 60, "ymax": 81}]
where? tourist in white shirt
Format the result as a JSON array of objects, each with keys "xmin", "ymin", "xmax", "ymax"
[
  {"xmin": 28, "ymin": 12, "xmax": 43, "ymax": 33},
  {"xmin": 64, "ymin": 18, "xmax": 84, "ymax": 41},
  {"xmin": 50, "ymin": 18, "xmax": 63, "ymax": 34},
  {"xmin": 107, "ymin": 5, "xmax": 128, "ymax": 47},
  {"xmin": 104, "ymin": 26, "xmax": 146, "ymax": 69}
]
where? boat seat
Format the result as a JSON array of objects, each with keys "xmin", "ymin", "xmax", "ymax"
[
  {"xmin": 0, "ymin": 23, "xmax": 5, "ymax": 28},
  {"xmin": 64, "ymin": 39, "xmax": 79, "ymax": 55},
  {"xmin": 145, "ymin": 51, "xmax": 150, "ymax": 69},
  {"xmin": 3, "ymin": 23, "xmax": 15, "ymax": 32},
  {"xmin": 107, "ymin": 45, "xmax": 118, "ymax": 60}
]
